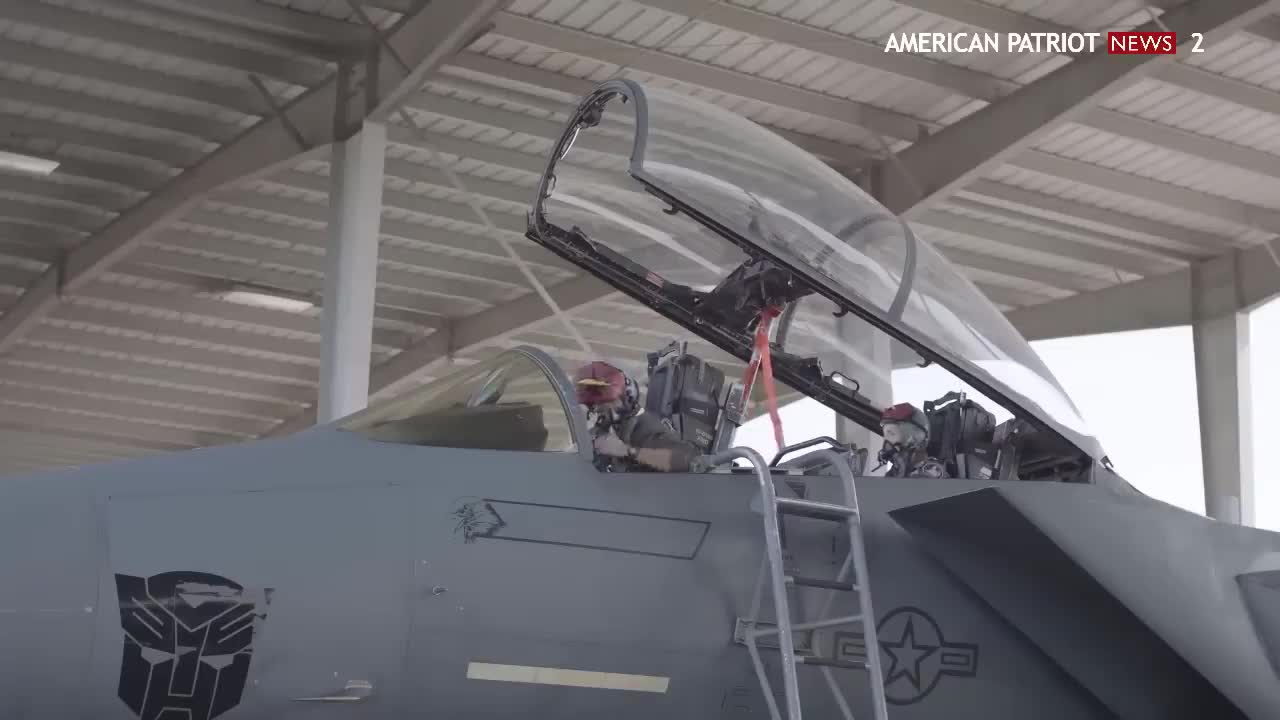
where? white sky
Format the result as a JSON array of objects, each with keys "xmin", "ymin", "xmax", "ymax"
[{"xmin": 737, "ymin": 297, "xmax": 1279, "ymax": 531}]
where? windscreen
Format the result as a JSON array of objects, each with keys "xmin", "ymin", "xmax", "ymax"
[{"xmin": 535, "ymin": 81, "xmax": 1100, "ymax": 460}]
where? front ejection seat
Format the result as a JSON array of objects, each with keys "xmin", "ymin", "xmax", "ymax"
[{"xmin": 643, "ymin": 342, "xmax": 742, "ymax": 457}]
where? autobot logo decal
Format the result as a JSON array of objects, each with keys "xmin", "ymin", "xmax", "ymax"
[
  {"xmin": 833, "ymin": 606, "xmax": 978, "ymax": 705},
  {"xmin": 115, "ymin": 572, "xmax": 272, "ymax": 720}
]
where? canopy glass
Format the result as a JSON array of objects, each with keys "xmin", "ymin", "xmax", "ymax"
[{"xmin": 531, "ymin": 80, "xmax": 1101, "ymax": 461}]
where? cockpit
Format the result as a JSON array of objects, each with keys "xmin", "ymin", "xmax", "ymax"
[
  {"xmin": 339, "ymin": 79, "xmax": 1133, "ymax": 491},
  {"xmin": 338, "ymin": 339, "xmax": 1103, "ymax": 487}
]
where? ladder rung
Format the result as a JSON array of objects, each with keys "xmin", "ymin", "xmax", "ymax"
[
  {"xmin": 786, "ymin": 574, "xmax": 858, "ymax": 592},
  {"xmin": 775, "ymin": 496, "xmax": 858, "ymax": 520},
  {"xmin": 750, "ymin": 615, "xmax": 864, "ymax": 638},
  {"xmin": 797, "ymin": 655, "xmax": 867, "ymax": 671}
]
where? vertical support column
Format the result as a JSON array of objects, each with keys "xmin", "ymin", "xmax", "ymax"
[
  {"xmin": 318, "ymin": 120, "xmax": 386, "ymax": 423},
  {"xmin": 1192, "ymin": 252, "xmax": 1254, "ymax": 525}
]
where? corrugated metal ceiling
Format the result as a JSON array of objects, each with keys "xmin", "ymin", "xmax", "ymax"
[{"xmin": 1, "ymin": 0, "xmax": 1278, "ymax": 475}]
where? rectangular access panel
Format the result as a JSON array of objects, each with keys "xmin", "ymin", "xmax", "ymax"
[{"xmin": 87, "ymin": 483, "xmax": 412, "ymax": 720}]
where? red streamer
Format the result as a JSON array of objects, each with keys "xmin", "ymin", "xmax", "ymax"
[{"xmin": 740, "ymin": 306, "xmax": 786, "ymax": 451}]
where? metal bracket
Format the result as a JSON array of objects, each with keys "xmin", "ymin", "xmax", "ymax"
[
  {"xmin": 871, "ymin": 131, "xmax": 926, "ymax": 205},
  {"xmin": 248, "ymin": 74, "xmax": 311, "ymax": 152},
  {"xmin": 735, "ymin": 617, "xmax": 814, "ymax": 654},
  {"xmin": 332, "ymin": 61, "xmax": 355, "ymax": 142},
  {"xmin": 344, "ymin": 0, "xmax": 417, "ymax": 76},
  {"xmin": 54, "ymin": 252, "xmax": 69, "ymax": 301},
  {"xmin": 1263, "ymin": 237, "xmax": 1280, "ymax": 272},
  {"xmin": 364, "ymin": 42, "xmax": 381, "ymax": 116},
  {"xmin": 442, "ymin": 316, "xmax": 457, "ymax": 362}
]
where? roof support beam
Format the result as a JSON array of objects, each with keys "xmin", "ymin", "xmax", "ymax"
[
  {"xmin": 635, "ymin": 0, "xmax": 1280, "ymax": 186},
  {"xmin": 1004, "ymin": 240, "xmax": 1280, "ymax": 340},
  {"xmin": 167, "ymin": 215, "xmax": 536, "ymax": 287},
  {"xmin": 915, "ymin": 209, "xmax": 1180, "ymax": 276},
  {"xmin": 0, "ymin": 138, "xmax": 171, "ymax": 192},
  {"xmin": 0, "ymin": 0, "xmax": 506, "ymax": 358},
  {"xmin": 217, "ymin": 187, "xmax": 524, "ymax": 238},
  {"xmin": 427, "ymin": 71, "xmax": 870, "ymax": 167},
  {"xmin": 0, "ymin": 41, "xmax": 265, "ymax": 117},
  {"xmin": 633, "ymin": 0, "xmax": 1014, "ymax": 101},
  {"xmin": 404, "ymin": 84, "xmax": 848, "ymax": 186},
  {"xmin": 922, "ymin": 242, "xmax": 1109, "ymax": 293},
  {"xmin": 0, "ymin": 418, "xmax": 199, "ymax": 454},
  {"xmin": 0, "ymin": 226, "xmax": 81, "ymax": 254},
  {"xmin": 891, "ymin": 0, "xmax": 1280, "ymax": 118},
  {"xmin": 1010, "ymin": 151, "xmax": 1280, "ymax": 233},
  {"xmin": 1079, "ymin": 109, "xmax": 1280, "ymax": 181},
  {"xmin": 1151, "ymin": 64, "xmax": 1280, "ymax": 117},
  {"xmin": 486, "ymin": 11, "xmax": 925, "ymax": 143},
  {"xmin": 0, "ymin": 403, "xmax": 227, "ymax": 449},
  {"xmin": 0, "ymin": 79, "xmax": 237, "ymax": 144},
  {"xmin": 57, "ymin": 272, "xmax": 409, "ymax": 346},
  {"xmin": 966, "ymin": 282, "xmax": 1058, "ymax": 309},
  {"xmin": 135, "ymin": 243, "xmax": 485, "ymax": 319},
  {"xmin": 0, "ymin": 431, "xmax": 150, "ymax": 462},
  {"xmin": 210, "ymin": 188, "xmax": 564, "ymax": 276},
  {"xmin": 358, "ymin": 0, "xmax": 418, "ymax": 13},
  {"xmin": 0, "ymin": 381, "xmax": 273, "ymax": 438},
  {"xmin": 6, "ymin": 344, "xmax": 313, "ymax": 405},
  {"xmin": 274, "ymin": 148, "xmax": 1120, "ymax": 296},
  {"xmin": 50, "ymin": 302, "xmax": 326, "ymax": 363},
  {"xmin": 26, "ymin": 323, "xmax": 317, "ymax": 384},
  {"xmin": 0, "ymin": 197, "xmax": 109, "ymax": 234},
  {"xmin": 103, "ymin": 0, "xmax": 367, "ymax": 57},
  {"xmin": 150, "ymin": 230, "xmax": 520, "ymax": 298},
  {"xmin": 958, "ymin": 181, "xmax": 1231, "ymax": 257},
  {"xmin": 0, "ymin": 362, "xmax": 298, "ymax": 419},
  {"xmin": 437, "ymin": 51, "xmax": 1249, "ymax": 263},
  {"xmin": 0, "ymin": 1, "xmax": 330, "ymax": 87},
  {"xmin": 376, "ymin": 93, "xmax": 1173, "ymax": 291},
  {"xmin": 0, "ymin": 175, "xmax": 131, "ymax": 214},
  {"xmin": 876, "ymin": 0, "xmax": 1280, "ymax": 217}
]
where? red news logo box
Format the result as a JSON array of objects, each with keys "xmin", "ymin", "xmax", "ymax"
[{"xmin": 1108, "ymin": 31, "xmax": 1177, "ymax": 54}]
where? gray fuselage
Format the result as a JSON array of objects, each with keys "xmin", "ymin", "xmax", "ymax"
[{"xmin": 0, "ymin": 426, "xmax": 1274, "ymax": 719}]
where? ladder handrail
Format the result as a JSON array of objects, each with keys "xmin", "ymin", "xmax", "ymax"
[
  {"xmin": 812, "ymin": 449, "xmax": 890, "ymax": 720},
  {"xmin": 704, "ymin": 447, "xmax": 803, "ymax": 720},
  {"xmin": 703, "ymin": 446, "xmax": 888, "ymax": 720}
]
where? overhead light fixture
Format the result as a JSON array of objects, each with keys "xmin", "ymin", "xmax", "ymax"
[
  {"xmin": 0, "ymin": 149, "xmax": 59, "ymax": 176},
  {"xmin": 221, "ymin": 289, "xmax": 316, "ymax": 313}
]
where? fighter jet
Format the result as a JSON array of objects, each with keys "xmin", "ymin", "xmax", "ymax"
[{"xmin": 1, "ymin": 79, "xmax": 1277, "ymax": 720}]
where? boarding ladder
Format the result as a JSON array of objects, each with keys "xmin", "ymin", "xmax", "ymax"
[{"xmin": 702, "ymin": 443, "xmax": 889, "ymax": 720}]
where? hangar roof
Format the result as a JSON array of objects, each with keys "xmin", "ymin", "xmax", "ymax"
[{"xmin": 0, "ymin": 0, "xmax": 1277, "ymax": 474}]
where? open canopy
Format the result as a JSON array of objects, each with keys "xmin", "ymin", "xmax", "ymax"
[{"xmin": 526, "ymin": 79, "xmax": 1102, "ymax": 463}]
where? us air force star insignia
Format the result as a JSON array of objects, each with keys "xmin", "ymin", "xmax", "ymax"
[
  {"xmin": 832, "ymin": 606, "xmax": 979, "ymax": 705},
  {"xmin": 883, "ymin": 616, "xmax": 938, "ymax": 690}
]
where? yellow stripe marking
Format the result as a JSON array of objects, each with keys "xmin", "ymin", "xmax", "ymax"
[{"xmin": 465, "ymin": 662, "xmax": 670, "ymax": 693}]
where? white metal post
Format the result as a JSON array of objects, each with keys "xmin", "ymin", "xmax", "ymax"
[
  {"xmin": 1192, "ymin": 252, "xmax": 1255, "ymax": 526},
  {"xmin": 318, "ymin": 120, "xmax": 386, "ymax": 423}
]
